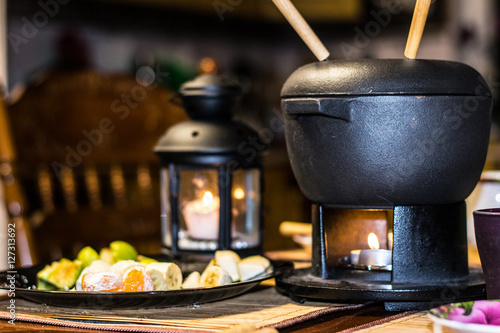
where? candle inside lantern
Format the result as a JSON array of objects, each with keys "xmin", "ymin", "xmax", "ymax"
[
  {"xmin": 350, "ymin": 233, "xmax": 392, "ymax": 267},
  {"xmin": 182, "ymin": 191, "xmax": 220, "ymax": 240}
]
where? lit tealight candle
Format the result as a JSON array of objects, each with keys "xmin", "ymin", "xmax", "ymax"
[
  {"xmin": 358, "ymin": 248, "xmax": 392, "ymax": 267},
  {"xmin": 358, "ymin": 233, "xmax": 392, "ymax": 267},
  {"xmin": 182, "ymin": 191, "xmax": 220, "ymax": 240},
  {"xmin": 350, "ymin": 233, "xmax": 392, "ymax": 267}
]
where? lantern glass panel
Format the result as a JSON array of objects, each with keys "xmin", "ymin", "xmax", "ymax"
[
  {"xmin": 159, "ymin": 163, "xmax": 262, "ymax": 253},
  {"xmin": 232, "ymin": 168, "xmax": 261, "ymax": 249},
  {"xmin": 178, "ymin": 168, "xmax": 220, "ymax": 250}
]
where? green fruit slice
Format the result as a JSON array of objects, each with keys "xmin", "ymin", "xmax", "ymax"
[
  {"xmin": 110, "ymin": 240, "xmax": 138, "ymax": 261},
  {"xmin": 76, "ymin": 246, "xmax": 99, "ymax": 267},
  {"xmin": 40, "ymin": 258, "xmax": 83, "ymax": 290}
]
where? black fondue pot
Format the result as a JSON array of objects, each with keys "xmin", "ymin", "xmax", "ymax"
[
  {"xmin": 277, "ymin": 59, "xmax": 493, "ymax": 311},
  {"xmin": 281, "ymin": 59, "xmax": 492, "ymax": 208}
]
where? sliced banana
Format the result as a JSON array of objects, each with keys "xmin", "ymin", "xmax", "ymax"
[
  {"xmin": 145, "ymin": 267, "xmax": 167, "ymax": 291},
  {"xmin": 111, "ymin": 260, "xmax": 144, "ymax": 277},
  {"xmin": 215, "ymin": 250, "xmax": 241, "ymax": 282},
  {"xmin": 238, "ymin": 255, "xmax": 271, "ymax": 281},
  {"xmin": 200, "ymin": 266, "xmax": 233, "ymax": 287},
  {"xmin": 202, "ymin": 259, "xmax": 215, "ymax": 273},
  {"xmin": 181, "ymin": 271, "xmax": 201, "ymax": 289},
  {"xmin": 146, "ymin": 262, "xmax": 182, "ymax": 290}
]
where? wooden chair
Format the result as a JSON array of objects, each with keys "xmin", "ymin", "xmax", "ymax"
[
  {"xmin": 4, "ymin": 69, "xmax": 188, "ymax": 264},
  {"xmin": 1, "ymin": 94, "xmax": 38, "ymax": 267}
]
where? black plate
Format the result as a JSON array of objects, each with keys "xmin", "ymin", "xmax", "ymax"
[{"xmin": 0, "ymin": 260, "xmax": 291, "ymax": 309}]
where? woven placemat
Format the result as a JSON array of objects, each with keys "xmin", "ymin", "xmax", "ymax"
[
  {"xmin": 339, "ymin": 312, "xmax": 431, "ymax": 333},
  {"xmin": 0, "ymin": 285, "xmax": 365, "ymax": 332}
]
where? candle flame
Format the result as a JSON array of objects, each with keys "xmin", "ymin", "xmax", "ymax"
[
  {"xmin": 367, "ymin": 233, "xmax": 380, "ymax": 250},
  {"xmin": 233, "ymin": 188, "xmax": 245, "ymax": 200},
  {"xmin": 202, "ymin": 191, "xmax": 214, "ymax": 206}
]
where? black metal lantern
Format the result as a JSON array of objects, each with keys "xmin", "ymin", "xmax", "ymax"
[{"xmin": 154, "ymin": 74, "xmax": 265, "ymax": 256}]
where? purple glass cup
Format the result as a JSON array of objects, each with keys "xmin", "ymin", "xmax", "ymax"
[{"xmin": 473, "ymin": 208, "xmax": 500, "ymax": 299}]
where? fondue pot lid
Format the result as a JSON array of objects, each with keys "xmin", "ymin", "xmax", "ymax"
[{"xmin": 281, "ymin": 59, "xmax": 491, "ymax": 97}]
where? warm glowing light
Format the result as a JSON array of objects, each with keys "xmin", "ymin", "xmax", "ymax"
[
  {"xmin": 202, "ymin": 191, "xmax": 214, "ymax": 206},
  {"xmin": 233, "ymin": 188, "xmax": 245, "ymax": 200},
  {"xmin": 367, "ymin": 233, "xmax": 380, "ymax": 250},
  {"xmin": 200, "ymin": 57, "xmax": 217, "ymax": 74}
]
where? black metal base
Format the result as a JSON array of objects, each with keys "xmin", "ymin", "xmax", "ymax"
[
  {"xmin": 288, "ymin": 202, "xmax": 485, "ymax": 311},
  {"xmin": 275, "ymin": 267, "xmax": 486, "ymax": 311}
]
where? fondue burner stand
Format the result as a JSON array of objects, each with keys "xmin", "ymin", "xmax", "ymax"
[
  {"xmin": 276, "ymin": 202, "xmax": 485, "ymax": 311},
  {"xmin": 276, "ymin": 203, "xmax": 485, "ymax": 311}
]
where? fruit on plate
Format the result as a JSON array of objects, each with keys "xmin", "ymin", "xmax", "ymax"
[
  {"xmin": 81, "ymin": 272, "xmax": 123, "ymax": 292},
  {"xmin": 200, "ymin": 266, "xmax": 233, "ymax": 287},
  {"xmin": 145, "ymin": 267, "xmax": 168, "ymax": 291},
  {"xmin": 238, "ymin": 255, "xmax": 271, "ymax": 281},
  {"xmin": 110, "ymin": 240, "xmax": 138, "ymax": 261},
  {"xmin": 75, "ymin": 260, "xmax": 112, "ymax": 291},
  {"xmin": 181, "ymin": 271, "xmax": 201, "ymax": 289},
  {"xmin": 76, "ymin": 246, "xmax": 100, "ymax": 268},
  {"xmin": 203, "ymin": 259, "xmax": 215, "ymax": 271},
  {"xmin": 37, "ymin": 258, "xmax": 84, "ymax": 291},
  {"xmin": 215, "ymin": 250, "xmax": 241, "ymax": 282},
  {"xmin": 96, "ymin": 241, "xmax": 139, "ymax": 265},
  {"xmin": 37, "ymin": 262, "xmax": 60, "ymax": 291},
  {"xmin": 99, "ymin": 247, "xmax": 116, "ymax": 265},
  {"xmin": 121, "ymin": 266, "xmax": 154, "ymax": 292},
  {"xmin": 146, "ymin": 262, "xmax": 182, "ymax": 290},
  {"xmin": 138, "ymin": 255, "xmax": 158, "ymax": 265},
  {"xmin": 36, "ymin": 242, "xmax": 273, "ymax": 292},
  {"xmin": 181, "ymin": 251, "xmax": 272, "ymax": 289},
  {"xmin": 110, "ymin": 260, "xmax": 144, "ymax": 277}
]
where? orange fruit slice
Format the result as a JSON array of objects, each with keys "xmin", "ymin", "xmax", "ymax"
[{"xmin": 122, "ymin": 266, "xmax": 154, "ymax": 292}]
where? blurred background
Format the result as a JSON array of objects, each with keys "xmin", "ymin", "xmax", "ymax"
[
  {"xmin": 4, "ymin": 1, "xmax": 498, "ymax": 97},
  {"xmin": 0, "ymin": 0, "xmax": 499, "ymax": 265}
]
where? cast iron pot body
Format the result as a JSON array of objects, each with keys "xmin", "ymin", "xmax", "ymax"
[{"xmin": 281, "ymin": 59, "xmax": 493, "ymax": 208}]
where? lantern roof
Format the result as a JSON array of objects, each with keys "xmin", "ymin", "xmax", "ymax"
[{"xmin": 154, "ymin": 74, "xmax": 264, "ymax": 166}]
